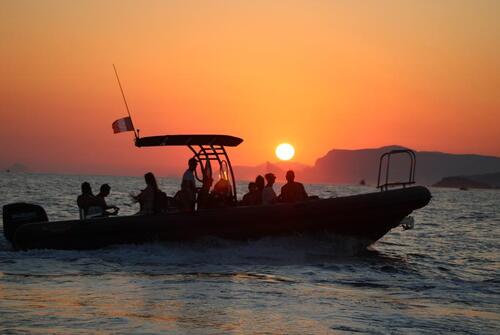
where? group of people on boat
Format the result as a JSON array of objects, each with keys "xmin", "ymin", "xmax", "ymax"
[
  {"xmin": 240, "ymin": 170, "xmax": 308, "ymax": 206},
  {"xmin": 76, "ymin": 182, "xmax": 119, "ymax": 218},
  {"xmin": 76, "ymin": 158, "xmax": 309, "ymax": 218},
  {"xmin": 76, "ymin": 173, "xmax": 168, "ymax": 218}
]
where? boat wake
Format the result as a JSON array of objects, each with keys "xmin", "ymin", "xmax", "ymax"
[{"xmin": 0, "ymin": 232, "xmax": 374, "ymax": 267}]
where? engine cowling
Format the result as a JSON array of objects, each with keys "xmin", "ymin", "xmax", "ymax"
[{"xmin": 2, "ymin": 203, "xmax": 48, "ymax": 243}]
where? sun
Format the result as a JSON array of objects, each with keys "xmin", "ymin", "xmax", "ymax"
[{"xmin": 275, "ymin": 143, "xmax": 295, "ymax": 161}]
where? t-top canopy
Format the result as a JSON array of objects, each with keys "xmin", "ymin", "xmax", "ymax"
[{"xmin": 135, "ymin": 134, "xmax": 243, "ymax": 147}]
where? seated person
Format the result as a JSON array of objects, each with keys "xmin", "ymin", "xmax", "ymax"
[
  {"xmin": 77, "ymin": 182, "xmax": 102, "ymax": 218},
  {"xmin": 132, "ymin": 172, "xmax": 164, "ymax": 214},
  {"xmin": 279, "ymin": 170, "xmax": 308, "ymax": 203},
  {"xmin": 174, "ymin": 179, "xmax": 197, "ymax": 212},
  {"xmin": 254, "ymin": 175, "xmax": 265, "ymax": 204},
  {"xmin": 197, "ymin": 176, "xmax": 214, "ymax": 210},
  {"xmin": 211, "ymin": 177, "xmax": 233, "ymax": 207},
  {"xmin": 96, "ymin": 184, "xmax": 119, "ymax": 215},
  {"xmin": 262, "ymin": 173, "xmax": 277, "ymax": 205},
  {"xmin": 240, "ymin": 182, "xmax": 259, "ymax": 206},
  {"xmin": 154, "ymin": 189, "xmax": 169, "ymax": 213}
]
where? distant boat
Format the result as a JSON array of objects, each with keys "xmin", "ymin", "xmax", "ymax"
[
  {"xmin": 3, "ymin": 135, "xmax": 431, "ymax": 251},
  {"xmin": 4, "ymin": 163, "xmax": 28, "ymax": 173}
]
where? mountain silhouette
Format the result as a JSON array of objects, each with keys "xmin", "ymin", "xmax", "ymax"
[
  {"xmin": 304, "ymin": 146, "xmax": 500, "ymax": 185},
  {"xmin": 234, "ymin": 146, "xmax": 500, "ymax": 186}
]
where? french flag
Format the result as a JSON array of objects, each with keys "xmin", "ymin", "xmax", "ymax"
[{"xmin": 112, "ymin": 116, "xmax": 134, "ymax": 134}]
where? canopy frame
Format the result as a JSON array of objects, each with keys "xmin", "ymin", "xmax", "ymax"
[
  {"xmin": 188, "ymin": 144, "xmax": 237, "ymax": 202},
  {"xmin": 135, "ymin": 134, "xmax": 242, "ymax": 202}
]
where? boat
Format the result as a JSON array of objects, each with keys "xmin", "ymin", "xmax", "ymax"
[{"xmin": 2, "ymin": 135, "xmax": 431, "ymax": 250}]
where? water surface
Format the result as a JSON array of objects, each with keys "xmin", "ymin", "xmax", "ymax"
[{"xmin": 0, "ymin": 173, "xmax": 499, "ymax": 334}]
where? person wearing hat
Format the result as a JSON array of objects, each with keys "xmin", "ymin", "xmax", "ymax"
[{"xmin": 262, "ymin": 173, "xmax": 278, "ymax": 205}]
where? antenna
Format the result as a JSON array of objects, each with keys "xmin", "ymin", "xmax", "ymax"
[{"xmin": 113, "ymin": 64, "xmax": 138, "ymax": 139}]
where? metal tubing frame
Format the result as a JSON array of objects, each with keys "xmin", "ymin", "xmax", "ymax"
[
  {"xmin": 220, "ymin": 145, "xmax": 237, "ymax": 201},
  {"xmin": 187, "ymin": 144, "xmax": 238, "ymax": 203},
  {"xmin": 377, "ymin": 149, "xmax": 416, "ymax": 191}
]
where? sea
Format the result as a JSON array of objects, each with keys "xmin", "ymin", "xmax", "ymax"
[{"xmin": 0, "ymin": 172, "xmax": 499, "ymax": 334}]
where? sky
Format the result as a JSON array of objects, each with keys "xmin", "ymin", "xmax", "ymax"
[{"xmin": 1, "ymin": 0, "xmax": 499, "ymax": 176}]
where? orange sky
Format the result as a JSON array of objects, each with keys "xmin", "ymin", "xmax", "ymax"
[{"xmin": 1, "ymin": 0, "xmax": 499, "ymax": 176}]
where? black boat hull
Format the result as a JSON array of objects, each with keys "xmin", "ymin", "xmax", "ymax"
[{"xmin": 10, "ymin": 186, "xmax": 431, "ymax": 250}]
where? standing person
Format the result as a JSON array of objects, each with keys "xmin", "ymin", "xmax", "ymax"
[
  {"xmin": 255, "ymin": 175, "xmax": 265, "ymax": 204},
  {"xmin": 279, "ymin": 170, "xmax": 308, "ymax": 203},
  {"xmin": 262, "ymin": 173, "xmax": 277, "ymax": 205},
  {"xmin": 132, "ymin": 172, "xmax": 160, "ymax": 214},
  {"xmin": 176, "ymin": 158, "xmax": 198, "ymax": 211},
  {"xmin": 96, "ymin": 184, "xmax": 119, "ymax": 215},
  {"xmin": 182, "ymin": 158, "xmax": 198, "ymax": 192},
  {"xmin": 77, "ymin": 182, "xmax": 100, "ymax": 217}
]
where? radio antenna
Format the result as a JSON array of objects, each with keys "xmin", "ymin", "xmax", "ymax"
[{"xmin": 113, "ymin": 64, "xmax": 138, "ymax": 139}]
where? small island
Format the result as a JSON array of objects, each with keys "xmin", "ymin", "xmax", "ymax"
[{"xmin": 433, "ymin": 172, "xmax": 500, "ymax": 190}]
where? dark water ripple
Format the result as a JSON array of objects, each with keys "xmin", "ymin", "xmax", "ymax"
[{"xmin": 0, "ymin": 173, "xmax": 499, "ymax": 334}]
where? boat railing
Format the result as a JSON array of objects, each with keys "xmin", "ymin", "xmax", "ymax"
[{"xmin": 377, "ymin": 149, "xmax": 416, "ymax": 191}]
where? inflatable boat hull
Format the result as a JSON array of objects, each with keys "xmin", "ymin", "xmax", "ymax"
[{"xmin": 10, "ymin": 186, "xmax": 431, "ymax": 250}]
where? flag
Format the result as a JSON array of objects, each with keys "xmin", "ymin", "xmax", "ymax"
[{"xmin": 112, "ymin": 116, "xmax": 134, "ymax": 134}]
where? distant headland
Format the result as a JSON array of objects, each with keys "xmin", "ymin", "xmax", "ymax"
[
  {"xmin": 236, "ymin": 145, "xmax": 500, "ymax": 186},
  {"xmin": 4, "ymin": 147, "xmax": 500, "ymax": 189},
  {"xmin": 433, "ymin": 172, "xmax": 500, "ymax": 189}
]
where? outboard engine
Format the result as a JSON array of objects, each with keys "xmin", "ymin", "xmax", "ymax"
[{"xmin": 2, "ymin": 203, "xmax": 48, "ymax": 243}]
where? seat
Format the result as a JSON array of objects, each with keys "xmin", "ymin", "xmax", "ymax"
[{"xmin": 79, "ymin": 206, "xmax": 104, "ymax": 220}]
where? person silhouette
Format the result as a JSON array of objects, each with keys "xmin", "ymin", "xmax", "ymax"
[
  {"xmin": 132, "ymin": 172, "xmax": 160, "ymax": 214},
  {"xmin": 279, "ymin": 170, "xmax": 308, "ymax": 203},
  {"xmin": 178, "ymin": 158, "xmax": 198, "ymax": 211},
  {"xmin": 77, "ymin": 182, "xmax": 101, "ymax": 218},
  {"xmin": 240, "ymin": 182, "xmax": 259, "ymax": 206},
  {"xmin": 197, "ymin": 176, "xmax": 214, "ymax": 210},
  {"xmin": 183, "ymin": 158, "xmax": 198, "ymax": 192},
  {"xmin": 209, "ymin": 176, "xmax": 233, "ymax": 207},
  {"xmin": 262, "ymin": 173, "xmax": 277, "ymax": 205},
  {"xmin": 96, "ymin": 184, "xmax": 119, "ymax": 215},
  {"xmin": 255, "ymin": 175, "xmax": 265, "ymax": 204}
]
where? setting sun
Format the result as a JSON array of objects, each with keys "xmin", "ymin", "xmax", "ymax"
[{"xmin": 275, "ymin": 143, "xmax": 295, "ymax": 161}]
